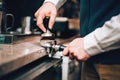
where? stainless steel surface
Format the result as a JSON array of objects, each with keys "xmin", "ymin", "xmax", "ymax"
[
  {"xmin": 0, "ymin": 57, "xmax": 61, "ymax": 80},
  {"xmin": 18, "ymin": 58, "xmax": 61, "ymax": 80}
]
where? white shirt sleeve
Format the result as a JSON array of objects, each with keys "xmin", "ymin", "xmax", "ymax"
[
  {"xmin": 84, "ymin": 14, "xmax": 120, "ymax": 56},
  {"xmin": 44, "ymin": 0, "xmax": 67, "ymax": 9}
]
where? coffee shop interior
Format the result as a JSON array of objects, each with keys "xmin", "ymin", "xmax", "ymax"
[{"xmin": 0, "ymin": 0, "xmax": 80, "ymax": 80}]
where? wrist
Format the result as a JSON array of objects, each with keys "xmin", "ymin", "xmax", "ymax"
[
  {"xmin": 83, "ymin": 33, "xmax": 102, "ymax": 56},
  {"xmin": 44, "ymin": 0, "xmax": 59, "ymax": 6}
]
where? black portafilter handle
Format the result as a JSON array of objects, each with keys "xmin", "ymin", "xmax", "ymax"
[
  {"xmin": 59, "ymin": 45, "xmax": 66, "ymax": 51},
  {"xmin": 54, "ymin": 45, "xmax": 66, "ymax": 51}
]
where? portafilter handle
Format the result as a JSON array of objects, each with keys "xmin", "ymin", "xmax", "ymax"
[
  {"xmin": 58, "ymin": 45, "xmax": 66, "ymax": 51},
  {"xmin": 52, "ymin": 44, "xmax": 66, "ymax": 51}
]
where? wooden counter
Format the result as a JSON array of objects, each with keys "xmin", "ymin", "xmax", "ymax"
[{"xmin": 0, "ymin": 36, "xmax": 47, "ymax": 77}]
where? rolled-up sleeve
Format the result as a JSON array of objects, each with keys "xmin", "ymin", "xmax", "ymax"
[
  {"xmin": 44, "ymin": 0, "xmax": 67, "ymax": 9},
  {"xmin": 84, "ymin": 14, "xmax": 120, "ymax": 56}
]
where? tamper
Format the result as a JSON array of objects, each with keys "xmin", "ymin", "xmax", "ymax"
[
  {"xmin": 40, "ymin": 17, "xmax": 66, "ymax": 57},
  {"xmin": 40, "ymin": 17, "xmax": 56, "ymax": 47}
]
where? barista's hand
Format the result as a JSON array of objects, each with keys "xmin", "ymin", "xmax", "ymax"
[
  {"xmin": 34, "ymin": 2, "xmax": 57, "ymax": 32},
  {"xmin": 63, "ymin": 38, "xmax": 90, "ymax": 61}
]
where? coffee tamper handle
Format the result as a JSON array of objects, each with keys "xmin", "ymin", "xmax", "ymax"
[{"xmin": 43, "ymin": 17, "xmax": 50, "ymax": 31}]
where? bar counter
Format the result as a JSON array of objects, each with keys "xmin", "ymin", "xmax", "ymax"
[
  {"xmin": 0, "ymin": 36, "xmax": 48, "ymax": 78},
  {"xmin": 0, "ymin": 34, "xmax": 79, "ymax": 80},
  {"xmin": 0, "ymin": 35, "xmax": 63, "ymax": 80}
]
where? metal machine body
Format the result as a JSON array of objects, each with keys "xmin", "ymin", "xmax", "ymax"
[{"xmin": 40, "ymin": 17, "xmax": 69, "ymax": 80}]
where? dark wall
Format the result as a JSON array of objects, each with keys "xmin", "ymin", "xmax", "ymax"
[{"xmin": 4, "ymin": 0, "xmax": 44, "ymax": 30}]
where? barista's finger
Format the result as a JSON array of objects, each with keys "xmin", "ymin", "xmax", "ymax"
[
  {"xmin": 68, "ymin": 47, "xmax": 75, "ymax": 59},
  {"xmin": 37, "ymin": 15, "xmax": 46, "ymax": 32},
  {"xmin": 34, "ymin": 10, "xmax": 39, "ymax": 18},
  {"xmin": 69, "ymin": 52, "xmax": 75, "ymax": 59},
  {"xmin": 63, "ymin": 47, "xmax": 69, "ymax": 56}
]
